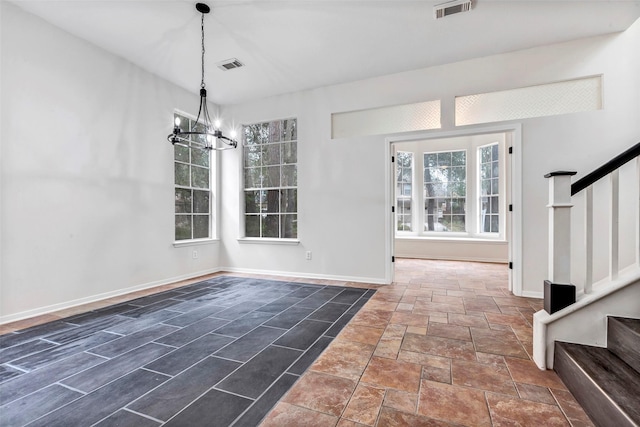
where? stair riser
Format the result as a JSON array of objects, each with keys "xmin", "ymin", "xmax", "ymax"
[
  {"xmin": 554, "ymin": 344, "xmax": 638, "ymax": 427},
  {"xmin": 608, "ymin": 318, "xmax": 640, "ymax": 373}
]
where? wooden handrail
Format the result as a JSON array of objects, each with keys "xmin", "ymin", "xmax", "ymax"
[{"xmin": 571, "ymin": 142, "xmax": 640, "ymax": 196}]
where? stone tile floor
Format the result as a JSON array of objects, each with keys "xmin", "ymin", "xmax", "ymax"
[
  {"xmin": 260, "ymin": 259, "xmax": 594, "ymax": 427},
  {"xmin": 0, "ymin": 276, "xmax": 374, "ymax": 426},
  {"xmin": 0, "ymin": 259, "xmax": 594, "ymax": 426}
]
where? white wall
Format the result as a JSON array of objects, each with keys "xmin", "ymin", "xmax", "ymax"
[
  {"xmin": 221, "ymin": 19, "xmax": 640, "ymax": 295},
  {"xmin": 0, "ymin": 3, "xmax": 221, "ymax": 321}
]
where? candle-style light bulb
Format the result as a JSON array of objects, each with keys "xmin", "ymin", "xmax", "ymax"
[
  {"xmin": 230, "ymin": 129, "xmax": 237, "ymax": 139},
  {"xmin": 213, "ymin": 119, "xmax": 221, "ymax": 129},
  {"xmin": 174, "ymin": 117, "xmax": 181, "ymax": 127}
]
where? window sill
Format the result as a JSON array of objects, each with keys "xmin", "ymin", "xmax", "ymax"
[
  {"xmin": 395, "ymin": 235, "xmax": 506, "ymax": 244},
  {"xmin": 237, "ymin": 238, "xmax": 300, "ymax": 246},
  {"xmin": 173, "ymin": 238, "xmax": 220, "ymax": 248}
]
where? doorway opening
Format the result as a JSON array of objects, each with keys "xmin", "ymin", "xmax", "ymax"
[{"xmin": 385, "ymin": 125, "xmax": 522, "ymax": 295}]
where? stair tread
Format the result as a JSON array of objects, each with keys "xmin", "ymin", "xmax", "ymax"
[
  {"xmin": 611, "ymin": 316, "xmax": 640, "ymax": 335},
  {"xmin": 557, "ymin": 341, "xmax": 640, "ymax": 423}
]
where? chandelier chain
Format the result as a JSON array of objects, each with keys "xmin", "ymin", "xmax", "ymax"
[{"xmin": 200, "ymin": 12, "xmax": 206, "ymax": 89}]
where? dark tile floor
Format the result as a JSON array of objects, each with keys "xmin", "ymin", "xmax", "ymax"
[{"xmin": 0, "ymin": 276, "xmax": 375, "ymax": 426}]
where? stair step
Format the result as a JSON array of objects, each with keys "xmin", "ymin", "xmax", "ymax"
[
  {"xmin": 554, "ymin": 341, "xmax": 640, "ymax": 427},
  {"xmin": 608, "ymin": 317, "xmax": 640, "ymax": 373}
]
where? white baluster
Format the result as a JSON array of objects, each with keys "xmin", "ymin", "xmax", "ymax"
[
  {"xmin": 610, "ymin": 170, "xmax": 619, "ymax": 280},
  {"xmin": 584, "ymin": 186, "xmax": 593, "ymax": 294}
]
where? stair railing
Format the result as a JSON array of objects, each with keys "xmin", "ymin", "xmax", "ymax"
[{"xmin": 544, "ymin": 142, "xmax": 640, "ymax": 313}]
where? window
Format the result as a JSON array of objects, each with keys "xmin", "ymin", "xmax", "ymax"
[
  {"xmin": 479, "ymin": 143, "xmax": 499, "ymax": 233},
  {"xmin": 394, "ymin": 134, "xmax": 505, "ymax": 239},
  {"xmin": 424, "ymin": 150, "xmax": 466, "ymax": 232},
  {"xmin": 243, "ymin": 118, "xmax": 297, "ymax": 239},
  {"xmin": 396, "ymin": 152, "xmax": 413, "ymax": 231},
  {"xmin": 174, "ymin": 112, "xmax": 212, "ymax": 241}
]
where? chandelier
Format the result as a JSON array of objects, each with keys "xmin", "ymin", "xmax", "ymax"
[{"xmin": 168, "ymin": 2, "xmax": 237, "ymax": 150}]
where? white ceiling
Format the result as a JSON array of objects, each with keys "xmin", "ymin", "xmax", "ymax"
[{"xmin": 11, "ymin": 0, "xmax": 640, "ymax": 105}]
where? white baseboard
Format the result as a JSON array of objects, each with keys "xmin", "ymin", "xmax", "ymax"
[
  {"xmin": 220, "ymin": 266, "xmax": 388, "ymax": 286},
  {"xmin": 0, "ymin": 267, "xmax": 223, "ymax": 325},
  {"xmin": 520, "ymin": 290, "xmax": 543, "ymax": 299},
  {"xmin": 394, "ymin": 254, "xmax": 508, "ymax": 264}
]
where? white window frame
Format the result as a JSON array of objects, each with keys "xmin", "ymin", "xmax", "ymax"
[
  {"xmin": 173, "ymin": 111, "xmax": 217, "ymax": 244},
  {"xmin": 241, "ymin": 118, "xmax": 298, "ymax": 240},
  {"xmin": 394, "ymin": 137, "xmax": 505, "ymax": 240}
]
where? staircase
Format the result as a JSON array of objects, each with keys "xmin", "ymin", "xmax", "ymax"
[{"xmin": 554, "ymin": 316, "xmax": 640, "ymax": 427}]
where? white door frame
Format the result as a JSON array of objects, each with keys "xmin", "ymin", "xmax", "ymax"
[{"xmin": 384, "ymin": 123, "xmax": 523, "ymax": 296}]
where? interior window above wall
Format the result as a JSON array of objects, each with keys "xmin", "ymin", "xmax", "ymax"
[
  {"xmin": 243, "ymin": 118, "xmax": 297, "ymax": 239},
  {"xmin": 394, "ymin": 134, "xmax": 506, "ymax": 240},
  {"xmin": 174, "ymin": 112, "xmax": 213, "ymax": 241}
]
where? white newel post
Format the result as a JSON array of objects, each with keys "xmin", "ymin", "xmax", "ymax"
[{"xmin": 543, "ymin": 171, "xmax": 577, "ymax": 314}]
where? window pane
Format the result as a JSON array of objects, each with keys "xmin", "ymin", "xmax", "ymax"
[
  {"xmin": 490, "ymin": 196, "xmax": 499, "ymax": 214},
  {"xmin": 281, "ymin": 214, "xmax": 297, "ymax": 238},
  {"xmin": 492, "ymin": 161, "xmax": 499, "ymax": 178},
  {"xmin": 452, "ymin": 151, "xmax": 466, "ymax": 166},
  {"xmin": 262, "ymin": 215, "xmax": 279, "ymax": 238},
  {"xmin": 282, "ymin": 141, "xmax": 297, "ymax": 164},
  {"xmin": 491, "ymin": 215, "xmax": 499, "ymax": 232},
  {"xmin": 451, "ymin": 215, "xmax": 466, "ymax": 232},
  {"xmin": 193, "ymin": 215, "xmax": 209, "ymax": 239},
  {"xmin": 258, "ymin": 123, "xmax": 270, "ymax": 145},
  {"xmin": 398, "ymin": 214, "xmax": 411, "ymax": 231},
  {"xmin": 263, "ymin": 166, "xmax": 280, "ymax": 188},
  {"xmin": 491, "ymin": 178, "xmax": 499, "ymax": 194},
  {"xmin": 451, "ymin": 198, "xmax": 465, "ymax": 214},
  {"xmin": 269, "ymin": 121, "xmax": 282, "ymax": 143},
  {"xmin": 282, "ymin": 165, "xmax": 297, "ymax": 187},
  {"xmin": 437, "ymin": 152, "xmax": 452, "ymax": 167},
  {"xmin": 191, "ymin": 166, "xmax": 209, "ymax": 189},
  {"xmin": 174, "ymin": 145, "xmax": 189, "ymax": 163},
  {"xmin": 262, "ymin": 143, "xmax": 281, "ymax": 166},
  {"xmin": 264, "ymin": 190, "xmax": 280, "ymax": 213},
  {"xmin": 245, "ymin": 191, "xmax": 261, "ymax": 214},
  {"xmin": 193, "ymin": 190, "xmax": 209, "ymax": 213},
  {"xmin": 281, "ymin": 119, "xmax": 296, "ymax": 141},
  {"xmin": 481, "ymin": 146, "xmax": 491, "ymax": 163},
  {"xmin": 244, "ymin": 125, "xmax": 258, "ymax": 146},
  {"xmin": 281, "ymin": 189, "xmax": 297, "ymax": 213},
  {"xmin": 244, "ymin": 167, "xmax": 262, "ymax": 189},
  {"xmin": 481, "ymin": 163, "xmax": 491, "ymax": 180},
  {"xmin": 175, "ymin": 163, "xmax": 190, "ymax": 187},
  {"xmin": 191, "ymin": 148, "xmax": 209, "ymax": 168},
  {"xmin": 175, "ymin": 215, "xmax": 192, "ymax": 240},
  {"xmin": 450, "ymin": 166, "xmax": 465, "ymax": 182},
  {"xmin": 245, "ymin": 215, "xmax": 260, "ymax": 237},
  {"xmin": 175, "ymin": 189, "xmax": 192, "ymax": 213},
  {"xmin": 244, "ymin": 145, "xmax": 261, "ymax": 168},
  {"xmin": 424, "ymin": 153, "xmax": 437, "ymax": 168}
]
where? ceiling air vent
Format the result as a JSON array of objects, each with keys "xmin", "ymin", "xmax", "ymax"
[
  {"xmin": 434, "ymin": 0, "xmax": 473, "ymax": 19},
  {"xmin": 216, "ymin": 58, "xmax": 244, "ymax": 71}
]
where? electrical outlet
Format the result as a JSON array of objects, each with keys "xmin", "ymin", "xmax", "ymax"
[
  {"xmin": 305, "ymin": 251, "xmax": 312, "ymax": 260},
  {"xmin": 192, "ymin": 250, "xmax": 198, "ymax": 259}
]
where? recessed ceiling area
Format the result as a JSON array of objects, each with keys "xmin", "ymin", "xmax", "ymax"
[{"xmin": 10, "ymin": 0, "xmax": 640, "ymax": 105}]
